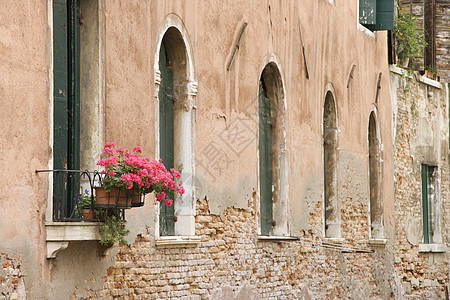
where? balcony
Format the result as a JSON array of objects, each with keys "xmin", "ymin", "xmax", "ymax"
[{"xmin": 36, "ymin": 169, "xmax": 129, "ymax": 258}]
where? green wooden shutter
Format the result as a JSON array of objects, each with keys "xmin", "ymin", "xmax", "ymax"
[
  {"xmin": 259, "ymin": 80, "xmax": 273, "ymax": 235},
  {"xmin": 159, "ymin": 42, "xmax": 175, "ymax": 236},
  {"xmin": 359, "ymin": 0, "xmax": 394, "ymax": 31},
  {"xmin": 53, "ymin": 0, "xmax": 69, "ymax": 220},
  {"xmin": 68, "ymin": 0, "xmax": 80, "ymax": 172},
  {"xmin": 359, "ymin": 0, "xmax": 376, "ymax": 28},
  {"xmin": 66, "ymin": 0, "xmax": 80, "ymax": 215},
  {"xmin": 421, "ymin": 164, "xmax": 430, "ymax": 244},
  {"xmin": 53, "ymin": 0, "xmax": 80, "ymax": 219},
  {"xmin": 375, "ymin": 0, "xmax": 394, "ymax": 31},
  {"xmin": 53, "ymin": 0, "xmax": 69, "ymax": 172}
]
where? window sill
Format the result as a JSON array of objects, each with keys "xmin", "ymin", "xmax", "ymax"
[
  {"xmin": 389, "ymin": 65, "xmax": 443, "ymax": 89},
  {"xmin": 369, "ymin": 238, "xmax": 388, "ymax": 246},
  {"xmin": 357, "ymin": 23, "xmax": 375, "ymax": 39},
  {"xmin": 418, "ymin": 243, "xmax": 447, "ymax": 253},
  {"xmin": 415, "ymin": 73, "xmax": 442, "ymax": 89},
  {"xmin": 389, "ymin": 65, "xmax": 413, "ymax": 78},
  {"xmin": 45, "ymin": 222, "xmax": 102, "ymax": 258},
  {"xmin": 155, "ymin": 236, "xmax": 201, "ymax": 248},
  {"xmin": 46, "ymin": 222, "xmax": 102, "ymax": 241},
  {"xmin": 256, "ymin": 235, "xmax": 299, "ymax": 242}
]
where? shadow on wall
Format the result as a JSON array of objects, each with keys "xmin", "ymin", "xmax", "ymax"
[{"xmin": 48, "ymin": 241, "xmax": 115, "ymax": 299}]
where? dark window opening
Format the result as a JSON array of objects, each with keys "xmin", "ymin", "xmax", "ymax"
[
  {"xmin": 359, "ymin": 0, "xmax": 394, "ymax": 31},
  {"xmin": 323, "ymin": 92, "xmax": 339, "ymax": 238},
  {"xmin": 421, "ymin": 164, "xmax": 438, "ymax": 244}
]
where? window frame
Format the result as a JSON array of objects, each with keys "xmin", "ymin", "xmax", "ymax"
[
  {"xmin": 52, "ymin": 0, "xmax": 81, "ymax": 220},
  {"xmin": 424, "ymin": 0, "xmax": 436, "ymax": 71},
  {"xmin": 257, "ymin": 59, "xmax": 289, "ymax": 237},
  {"xmin": 154, "ymin": 17, "xmax": 198, "ymax": 241},
  {"xmin": 421, "ymin": 164, "xmax": 439, "ymax": 244},
  {"xmin": 358, "ymin": 0, "xmax": 394, "ymax": 32},
  {"xmin": 368, "ymin": 110, "xmax": 384, "ymax": 239},
  {"xmin": 45, "ymin": 0, "xmax": 105, "ymax": 258}
]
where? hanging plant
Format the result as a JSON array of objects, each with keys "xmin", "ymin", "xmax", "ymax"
[
  {"xmin": 99, "ymin": 209, "xmax": 129, "ymax": 246},
  {"xmin": 394, "ymin": 10, "xmax": 427, "ymax": 69}
]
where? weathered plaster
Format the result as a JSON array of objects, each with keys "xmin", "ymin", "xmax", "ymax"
[
  {"xmin": 0, "ymin": 0, "xmax": 412, "ymax": 298},
  {"xmin": 391, "ymin": 69, "xmax": 449, "ymax": 298}
]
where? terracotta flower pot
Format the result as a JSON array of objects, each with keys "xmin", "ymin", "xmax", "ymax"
[
  {"xmin": 110, "ymin": 188, "xmax": 132, "ymax": 208},
  {"xmin": 81, "ymin": 208, "xmax": 95, "ymax": 220},
  {"xmin": 425, "ymin": 70, "xmax": 436, "ymax": 80},
  {"xmin": 95, "ymin": 187, "xmax": 131, "ymax": 208},
  {"xmin": 399, "ymin": 57, "xmax": 410, "ymax": 68}
]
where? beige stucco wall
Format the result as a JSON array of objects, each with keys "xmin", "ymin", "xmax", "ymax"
[
  {"xmin": 0, "ymin": 0, "xmax": 402, "ymax": 299},
  {"xmin": 0, "ymin": 1, "xmax": 50, "ymax": 298},
  {"xmin": 124, "ymin": 0, "xmax": 395, "ymax": 235}
]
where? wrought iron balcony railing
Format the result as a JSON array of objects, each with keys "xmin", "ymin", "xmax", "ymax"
[{"xmin": 36, "ymin": 169, "xmax": 105, "ymax": 222}]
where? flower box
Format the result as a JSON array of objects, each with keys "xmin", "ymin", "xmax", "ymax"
[
  {"xmin": 96, "ymin": 142, "xmax": 184, "ymax": 208},
  {"xmin": 95, "ymin": 187, "xmax": 132, "ymax": 208}
]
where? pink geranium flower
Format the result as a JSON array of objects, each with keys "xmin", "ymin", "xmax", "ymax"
[
  {"xmin": 97, "ymin": 142, "xmax": 184, "ymax": 207},
  {"xmin": 133, "ymin": 146, "xmax": 142, "ymax": 153}
]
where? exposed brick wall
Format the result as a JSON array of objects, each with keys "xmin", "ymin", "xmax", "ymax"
[
  {"xmin": 0, "ymin": 253, "xmax": 22, "ymax": 300},
  {"xmin": 86, "ymin": 195, "xmax": 393, "ymax": 299},
  {"xmin": 392, "ymin": 73, "xmax": 449, "ymax": 298}
]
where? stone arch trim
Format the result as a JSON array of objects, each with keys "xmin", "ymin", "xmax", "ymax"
[
  {"xmin": 154, "ymin": 14, "xmax": 196, "ymax": 85},
  {"xmin": 322, "ymin": 83, "xmax": 338, "ymax": 129},
  {"xmin": 368, "ymin": 106, "xmax": 382, "ymax": 144},
  {"xmin": 257, "ymin": 54, "xmax": 288, "ymax": 112}
]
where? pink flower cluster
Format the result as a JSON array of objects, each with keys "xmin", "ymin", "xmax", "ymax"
[{"xmin": 97, "ymin": 142, "xmax": 184, "ymax": 206}]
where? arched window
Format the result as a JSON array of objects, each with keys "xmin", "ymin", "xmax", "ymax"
[
  {"xmin": 323, "ymin": 91, "xmax": 339, "ymax": 238},
  {"xmin": 157, "ymin": 25, "xmax": 196, "ymax": 237},
  {"xmin": 368, "ymin": 111, "xmax": 383, "ymax": 238},
  {"xmin": 258, "ymin": 62, "xmax": 288, "ymax": 236}
]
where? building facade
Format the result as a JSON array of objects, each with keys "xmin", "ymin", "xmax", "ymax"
[{"xmin": 0, "ymin": 0, "xmax": 448, "ymax": 299}]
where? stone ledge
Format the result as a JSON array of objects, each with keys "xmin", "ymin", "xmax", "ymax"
[
  {"xmin": 390, "ymin": 65, "xmax": 413, "ymax": 78},
  {"xmin": 155, "ymin": 236, "xmax": 201, "ymax": 248},
  {"xmin": 256, "ymin": 236, "xmax": 299, "ymax": 242},
  {"xmin": 46, "ymin": 222, "xmax": 102, "ymax": 241},
  {"xmin": 357, "ymin": 23, "xmax": 375, "ymax": 39},
  {"xmin": 369, "ymin": 238, "xmax": 388, "ymax": 246},
  {"xmin": 45, "ymin": 222, "xmax": 102, "ymax": 258},
  {"xmin": 418, "ymin": 243, "xmax": 447, "ymax": 253},
  {"xmin": 389, "ymin": 65, "xmax": 443, "ymax": 89},
  {"xmin": 415, "ymin": 73, "xmax": 442, "ymax": 89}
]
